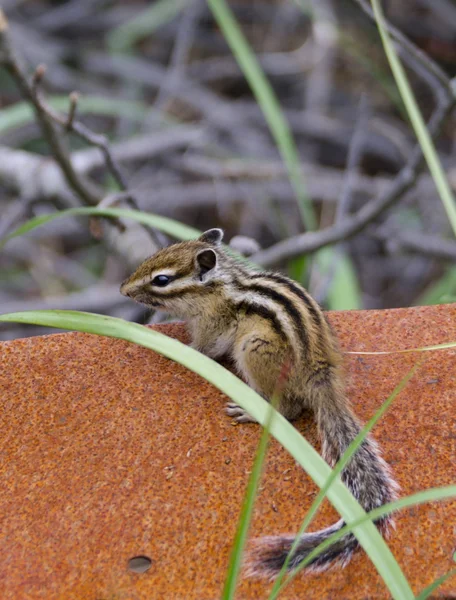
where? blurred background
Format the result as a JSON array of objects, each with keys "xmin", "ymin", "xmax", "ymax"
[{"xmin": 1, "ymin": 0, "xmax": 456, "ymax": 339}]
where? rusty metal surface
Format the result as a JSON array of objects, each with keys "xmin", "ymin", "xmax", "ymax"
[{"xmin": 0, "ymin": 304, "xmax": 455, "ymax": 599}]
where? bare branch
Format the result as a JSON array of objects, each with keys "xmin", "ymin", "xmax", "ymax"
[
  {"xmin": 309, "ymin": 94, "xmax": 370, "ymax": 304},
  {"xmin": 31, "ymin": 63, "xmax": 46, "ymax": 93},
  {"xmin": 0, "ymin": 13, "xmax": 100, "ymax": 206},
  {"xmin": 72, "ymin": 127, "xmax": 205, "ymax": 175},
  {"xmin": 375, "ymin": 228, "xmax": 456, "ymax": 262},
  {"xmin": 0, "ymin": 127, "xmax": 203, "ymax": 205},
  {"xmin": 336, "ymin": 94, "xmax": 370, "ymax": 222},
  {"xmin": 66, "ymin": 91, "xmax": 79, "ymax": 130},
  {"xmin": 28, "ymin": 87, "xmax": 131, "ymax": 193}
]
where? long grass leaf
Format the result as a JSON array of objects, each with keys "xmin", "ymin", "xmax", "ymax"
[
  {"xmin": 415, "ymin": 568, "xmax": 456, "ymax": 600},
  {"xmin": 370, "ymin": 0, "xmax": 456, "ymax": 236},
  {"xmin": 416, "ymin": 267, "xmax": 456, "ymax": 306},
  {"xmin": 222, "ymin": 415, "xmax": 272, "ymax": 599},
  {"xmin": 223, "ymin": 402, "xmax": 277, "ymax": 599},
  {"xmin": 327, "ymin": 252, "xmax": 362, "ymax": 311},
  {"xmin": 224, "ymin": 364, "xmax": 290, "ymax": 599},
  {"xmin": 0, "ymin": 309, "xmax": 413, "ymax": 600}
]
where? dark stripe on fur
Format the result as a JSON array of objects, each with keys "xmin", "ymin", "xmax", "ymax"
[
  {"xmin": 250, "ymin": 513, "xmax": 392, "ymax": 576},
  {"xmin": 233, "ymin": 279, "xmax": 309, "ymax": 353},
  {"xmin": 236, "ymin": 301, "xmax": 287, "ymax": 341},
  {"xmin": 250, "ymin": 272, "xmax": 323, "ymax": 330}
]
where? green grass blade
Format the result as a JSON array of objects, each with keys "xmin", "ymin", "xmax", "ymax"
[
  {"xmin": 206, "ymin": 0, "xmax": 316, "ymax": 231},
  {"xmin": 317, "ymin": 248, "xmax": 362, "ymax": 310},
  {"xmin": 275, "ymin": 484, "xmax": 456, "ymax": 595},
  {"xmin": 327, "ymin": 253, "xmax": 362, "ymax": 311},
  {"xmin": 223, "ymin": 397, "xmax": 279, "ymax": 599},
  {"xmin": 0, "ymin": 309, "xmax": 413, "ymax": 600},
  {"xmin": 208, "ymin": 0, "xmax": 348, "ymax": 291},
  {"xmin": 0, "ymin": 207, "xmax": 200, "ymax": 250},
  {"xmin": 370, "ymin": 0, "xmax": 456, "ymax": 237},
  {"xmin": 415, "ymin": 568, "xmax": 456, "ymax": 600},
  {"xmin": 224, "ymin": 366, "xmax": 289, "ymax": 599},
  {"xmin": 287, "ymin": 256, "xmax": 308, "ymax": 284},
  {"xmin": 347, "ymin": 340, "xmax": 456, "ymax": 356},
  {"xmin": 222, "ymin": 412, "xmax": 272, "ymax": 599},
  {"xmin": 268, "ymin": 362, "xmax": 419, "ymax": 598},
  {"xmin": 416, "ymin": 266, "xmax": 456, "ymax": 306},
  {"xmin": 107, "ymin": 0, "xmax": 187, "ymax": 53}
]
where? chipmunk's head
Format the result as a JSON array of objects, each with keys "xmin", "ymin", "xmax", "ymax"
[{"xmin": 120, "ymin": 228, "xmax": 226, "ymax": 317}]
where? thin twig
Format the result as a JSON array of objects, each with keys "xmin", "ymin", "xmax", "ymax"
[
  {"xmin": 31, "ymin": 63, "xmax": 46, "ymax": 93},
  {"xmin": 66, "ymin": 91, "xmax": 79, "ymax": 130},
  {"xmin": 35, "ymin": 90, "xmax": 131, "ymax": 192},
  {"xmin": 0, "ymin": 15, "xmax": 100, "ymax": 207}
]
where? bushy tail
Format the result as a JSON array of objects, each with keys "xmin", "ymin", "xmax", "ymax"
[{"xmin": 247, "ymin": 377, "xmax": 398, "ymax": 578}]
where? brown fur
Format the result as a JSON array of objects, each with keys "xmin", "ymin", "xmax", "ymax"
[{"xmin": 120, "ymin": 229, "xmax": 398, "ymax": 576}]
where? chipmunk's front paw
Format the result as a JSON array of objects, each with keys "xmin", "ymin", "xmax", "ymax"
[{"xmin": 225, "ymin": 402, "xmax": 257, "ymax": 423}]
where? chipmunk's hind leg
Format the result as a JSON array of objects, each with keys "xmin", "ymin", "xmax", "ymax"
[{"xmin": 228, "ymin": 322, "xmax": 298, "ymax": 423}]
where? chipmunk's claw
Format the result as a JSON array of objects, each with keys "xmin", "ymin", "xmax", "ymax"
[{"xmin": 225, "ymin": 402, "xmax": 257, "ymax": 423}]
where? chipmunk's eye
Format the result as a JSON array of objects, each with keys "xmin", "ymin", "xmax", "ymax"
[{"xmin": 152, "ymin": 275, "xmax": 171, "ymax": 287}]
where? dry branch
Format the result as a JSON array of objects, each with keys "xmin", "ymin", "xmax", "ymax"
[
  {"xmin": 0, "ymin": 9, "xmax": 163, "ymax": 259},
  {"xmin": 375, "ymin": 228, "xmax": 456, "ymax": 262},
  {"xmin": 0, "ymin": 17, "xmax": 101, "ymax": 206}
]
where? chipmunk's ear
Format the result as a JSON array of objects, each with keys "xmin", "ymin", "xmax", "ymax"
[
  {"xmin": 198, "ymin": 228, "xmax": 224, "ymax": 246},
  {"xmin": 195, "ymin": 248, "xmax": 217, "ymax": 278}
]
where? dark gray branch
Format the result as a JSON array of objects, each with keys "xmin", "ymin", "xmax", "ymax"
[{"xmin": 375, "ymin": 228, "xmax": 456, "ymax": 262}]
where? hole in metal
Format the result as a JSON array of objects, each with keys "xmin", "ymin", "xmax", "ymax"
[{"xmin": 128, "ymin": 555, "xmax": 152, "ymax": 574}]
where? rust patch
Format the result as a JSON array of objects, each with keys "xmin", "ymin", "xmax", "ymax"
[{"xmin": 0, "ymin": 304, "xmax": 455, "ymax": 599}]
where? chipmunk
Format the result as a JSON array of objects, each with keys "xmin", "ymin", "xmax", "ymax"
[{"xmin": 120, "ymin": 228, "xmax": 397, "ymax": 577}]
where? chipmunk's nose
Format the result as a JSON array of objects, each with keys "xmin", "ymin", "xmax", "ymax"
[{"xmin": 120, "ymin": 280, "xmax": 133, "ymax": 297}]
